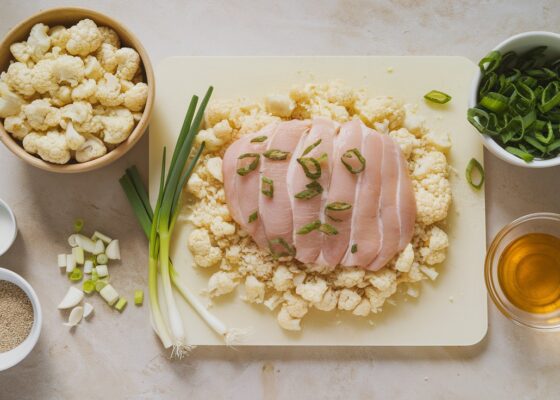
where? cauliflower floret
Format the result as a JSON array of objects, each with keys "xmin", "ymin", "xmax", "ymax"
[
  {"xmin": 207, "ymin": 271, "xmax": 239, "ymax": 297},
  {"xmin": 272, "ymin": 265, "xmax": 294, "ymax": 291},
  {"xmin": 196, "ymin": 128, "xmax": 224, "ymax": 151},
  {"xmin": 61, "ymin": 101, "xmax": 93, "ymax": 125},
  {"xmin": 84, "ymin": 55, "xmax": 104, "ymax": 80},
  {"xmin": 334, "ymin": 267, "xmax": 365, "ymax": 288},
  {"xmin": 395, "ymin": 243, "xmax": 414, "ymax": 272},
  {"xmin": 22, "ymin": 99, "xmax": 60, "ymax": 131},
  {"xmin": 265, "ymin": 94, "xmax": 295, "ymax": 117},
  {"xmin": 48, "ymin": 26, "xmax": 70, "ymax": 49},
  {"xmin": 412, "ymin": 151, "xmax": 447, "ymax": 179},
  {"xmin": 419, "ymin": 226, "xmax": 449, "ymax": 265},
  {"xmin": 71, "ymin": 79, "xmax": 97, "ymax": 101},
  {"xmin": 99, "ymin": 107, "xmax": 134, "ymax": 143},
  {"xmin": 212, "ymin": 120, "xmax": 233, "ymax": 142},
  {"xmin": 96, "ymin": 73, "xmax": 123, "ymax": 106},
  {"xmin": 64, "ymin": 121, "xmax": 86, "ymax": 150},
  {"xmin": 407, "ymin": 262, "xmax": 425, "ymax": 282},
  {"xmin": 75, "ymin": 114, "xmax": 103, "ymax": 135},
  {"xmin": 196, "ymin": 246, "xmax": 222, "ymax": 268},
  {"xmin": 115, "ymin": 48, "xmax": 140, "ymax": 81},
  {"xmin": 206, "ymin": 157, "xmax": 223, "ymax": 182},
  {"xmin": 27, "ymin": 23, "xmax": 51, "ymax": 61},
  {"xmin": 210, "ymin": 217, "xmax": 236, "ymax": 238},
  {"xmin": 10, "ymin": 42, "xmax": 30, "ymax": 63},
  {"xmin": 98, "ymin": 26, "xmax": 121, "ymax": 48},
  {"xmin": 403, "ymin": 104, "xmax": 426, "ymax": 136},
  {"xmin": 95, "ymin": 43, "xmax": 118, "ymax": 73},
  {"xmin": 50, "ymin": 86, "xmax": 72, "ymax": 107},
  {"xmin": 414, "ymin": 174, "xmax": 451, "ymax": 225},
  {"xmin": 31, "ymin": 59, "xmax": 57, "ymax": 94},
  {"xmin": 283, "ymin": 291, "xmax": 309, "ymax": 319},
  {"xmin": 313, "ymin": 288, "xmax": 338, "ymax": 311},
  {"xmin": 187, "ymin": 172, "xmax": 206, "ymax": 198},
  {"xmin": 0, "ymin": 82, "xmax": 26, "ymax": 118},
  {"xmin": 244, "ymin": 275, "xmax": 265, "ymax": 303},
  {"xmin": 365, "ymin": 287, "xmax": 389, "ymax": 313},
  {"xmin": 390, "ymin": 128, "xmax": 418, "ymax": 160},
  {"xmin": 22, "ymin": 130, "xmax": 71, "ymax": 164},
  {"xmin": 66, "ymin": 19, "xmax": 102, "ymax": 57},
  {"xmin": 3, "ymin": 62, "xmax": 35, "ymax": 97},
  {"xmin": 368, "ymin": 268, "xmax": 397, "ymax": 293},
  {"xmin": 188, "ymin": 228, "xmax": 212, "ymax": 255},
  {"xmin": 225, "ymin": 245, "xmax": 242, "ymax": 266},
  {"xmin": 4, "ymin": 113, "xmax": 31, "ymax": 140},
  {"xmin": 337, "ymin": 288, "xmax": 361, "ymax": 311},
  {"xmin": 277, "ymin": 305, "xmax": 302, "ymax": 331},
  {"xmin": 354, "ymin": 96, "xmax": 404, "ymax": 130},
  {"xmin": 295, "ymin": 278, "xmax": 327, "ymax": 303},
  {"xmin": 424, "ymin": 130, "xmax": 451, "ymax": 153},
  {"xmin": 353, "ymin": 298, "xmax": 371, "ymax": 317},
  {"xmin": 123, "ymin": 82, "xmax": 148, "ymax": 112},
  {"xmin": 263, "ymin": 294, "xmax": 283, "ymax": 311},
  {"xmin": 52, "ymin": 55, "xmax": 85, "ymax": 87},
  {"xmin": 75, "ymin": 134, "xmax": 107, "ymax": 163}
]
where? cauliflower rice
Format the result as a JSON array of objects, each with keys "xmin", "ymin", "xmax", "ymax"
[{"xmin": 182, "ymin": 82, "xmax": 452, "ymax": 331}]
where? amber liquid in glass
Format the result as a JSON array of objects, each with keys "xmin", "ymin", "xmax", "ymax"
[{"xmin": 498, "ymin": 233, "xmax": 560, "ymax": 314}]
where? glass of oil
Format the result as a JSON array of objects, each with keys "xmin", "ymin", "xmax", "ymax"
[{"xmin": 486, "ymin": 212, "xmax": 560, "ymax": 330}]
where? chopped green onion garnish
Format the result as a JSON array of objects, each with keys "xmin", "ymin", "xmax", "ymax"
[
  {"xmin": 506, "ymin": 146, "xmax": 534, "ymax": 162},
  {"xmin": 302, "ymin": 139, "xmax": 322, "ymax": 156},
  {"xmin": 351, "ymin": 244, "xmax": 358, "ymax": 253},
  {"xmin": 263, "ymin": 149, "xmax": 290, "ymax": 160},
  {"xmin": 95, "ymin": 280, "xmax": 108, "ymax": 292},
  {"xmin": 237, "ymin": 153, "xmax": 260, "ymax": 176},
  {"xmin": 268, "ymin": 238, "xmax": 295, "ymax": 258},
  {"xmin": 297, "ymin": 157, "xmax": 321, "ymax": 179},
  {"xmin": 248, "ymin": 211, "xmax": 258, "ymax": 223},
  {"xmin": 316, "ymin": 153, "xmax": 328, "ymax": 164},
  {"xmin": 478, "ymin": 50, "xmax": 502, "ymax": 73},
  {"xmin": 479, "ymin": 92, "xmax": 508, "ymax": 113},
  {"xmin": 73, "ymin": 218, "xmax": 84, "ymax": 233},
  {"xmin": 341, "ymin": 148, "xmax": 366, "ymax": 174},
  {"xmin": 96, "ymin": 253, "xmax": 108, "ymax": 265},
  {"xmin": 68, "ymin": 268, "xmax": 83, "ymax": 282},
  {"xmin": 261, "ymin": 176, "xmax": 274, "ymax": 198},
  {"xmin": 319, "ymin": 223, "xmax": 338, "ymax": 235},
  {"xmin": 91, "ymin": 269, "xmax": 98, "ymax": 282},
  {"xmin": 424, "ymin": 90, "xmax": 452, "ymax": 104},
  {"xmin": 326, "ymin": 201, "xmax": 352, "ymax": 211},
  {"xmin": 115, "ymin": 297, "xmax": 127, "ymax": 313},
  {"xmin": 134, "ymin": 290, "xmax": 144, "ymax": 306},
  {"xmin": 465, "ymin": 158, "xmax": 485, "ymax": 190},
  {"xmin": 294, "ymin": 181, "xmax": 323, "ymax": 199},
  {"xmin": 83, "ymin": 279, "xmax": 95, "ymax": 295},
  {"xmin": 296, "ymin": 220, "xmax": 321, "ymax": 235},
  {"xmin": 250, "ymin": 135, "xmax": 268, "ymax": 143}
]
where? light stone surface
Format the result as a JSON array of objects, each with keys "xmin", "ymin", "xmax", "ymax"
[{"xmin": 1, "ymin": 0, "xmax": 560, "ymax": 398}]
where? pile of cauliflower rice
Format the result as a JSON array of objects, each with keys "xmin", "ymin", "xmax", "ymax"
[
  {"xmin": 0, "ymin": 19, "xmax": 148, "ymax": 164},
  {"xmin": 183, "ymin": 82, "xmax": 452, "ymax": 331}
]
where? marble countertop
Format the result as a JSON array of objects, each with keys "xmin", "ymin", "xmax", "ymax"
[{"xmin": 1, "ymin": 0, "xmax": 559, "ymax": 398}]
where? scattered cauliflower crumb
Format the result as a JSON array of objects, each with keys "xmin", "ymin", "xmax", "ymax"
[
  {"xmin": 338, "ymin": 289, "xmax": 361, "ymax": 311},
  {"xmin": 207, "ymin": 271, "xmax": 239, "ymax": 297},
  {"xmin": 244, "ymin": 275, "xmax": 265, "ymax": 304}
]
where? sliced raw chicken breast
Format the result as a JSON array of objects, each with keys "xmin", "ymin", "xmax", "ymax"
[
  {"xmin": 288, "ymin": 117, "xmax": 338, "ymax": 264},
  {"xmin": 259, "ymin": 120, "xmax": 311, "ymax": 255}
]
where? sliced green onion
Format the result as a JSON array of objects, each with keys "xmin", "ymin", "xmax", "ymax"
[
  {"xmin": 73, "ymin": 218, "xmax": 84, "ymax": 233},
  {"xmin": 68, "ymin": 268, "xmax": 83, "ymax": 282},
  {"xmin": 424, "ymin": 90, "xmax": 452, "ymax": 104},
  {"xmin": 539, "ymin": 81, "xmax": 560, "ymax": 113},
  {"xmin": 351, "ymin": 244, "xmax": 358, "ymax": 254},
  {"xmin": 296, "ymin": 220, "xmax": 321, "ymax": 235},
  {"xmin": 326, "ymin": 215, "xmax": 342, "ymax": 222},
  {"xmin": 250, "ymin": 135, "xmax": 268, "ymax": 143},
  {"xmin": 248, "ymin": 211, "xmax": 258, "ymax": 223},
  {"xmin": 302, "ymin": 139, "xmax": 321, "ymax": 156},
  {"xmin": 269, "ymin": 238, "xmax": 295, "ymax": 258},
  {"xmin": 294, "ymin": 181, "xmax": 323, "ymax": 199},
  {"xmin": 263, "ymin": 149, "xmax": 290, "ymax": 160},
  {"xmin": 91, "ymin": 269, "xmax": 98, "ymax": 282},
  {"xmin": 72, "ymin": 246, "xmax": 84, "ymax": 265},
  {"xmin": 341, "ymin": 148, "xmax": 366, "ymax": 174},
  {"xmin": 95, "ymin": 280, "xmax": 108, "ymax": 292},
  {"xmin": 465, "ymin": 158, "xmax": 485, "ymax": 190},
  {"xmin": 316, "ymin": 153, "xmax": 328, "ymax": 164},
  {"xmin": 525, "ymin": 136, "xmax": 547, "ymax": 154},
  {"xmin": 297, "ymin": 157, "xmax": 321, "ymax": 179},
  {"xmin": 134, "ymin": 290, "xmax": 144, "ymax": 306},
  {"xmin": 237, "ymin": 153, "xmax": 260, "ymax": 176},
  {"xmin": 96, "ymin": 253, "xmax": 108, "ymax": 265},
  {"xmin": 326, "ymin": 201, "xmax": 352, "ymax": 211},
  {"xmin": 261, "ymin": 176, "xmax": 274, "ymax": 198},
  {"xmin": 83, "ymin": 279, "xmax": 95, "ymax": 295},
  {"xmin": 319, "ymin": 223, "xmax": 338, "ymax": 235},
  {"xmin": 480, "ymin": 92, "xmax": 508, "ymax": 113},
  {"xmin": 115, "ymin": 297, "xmax": 127, "ymax": 313},
  {"xmin": 506, "ymin": 146, "xmax": 534, "ymax": 162}
]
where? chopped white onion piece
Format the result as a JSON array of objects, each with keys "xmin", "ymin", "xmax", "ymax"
[
  {"xmin": 92, "ymin": 231, "xmax": 112, "ymax": 244},
  {"xmin": 66, "ymin": 254, "xmax": 76, "ymax": 274},
  {"xmin": 72, "ymin": 246, "xmax": 84, "ymax": 265},
  {"xmin": 68, "ymin": 234, "xmax": 79, "ymax": 247},
  {"xmin": 105, "ymin": 240, "xmax": 120, "ymax": 260},
  {"xmin": 84, "ymin": 260, "xmax": 94, "ymax": 274},
  {"xmin": 57, "ymin": 286, "xmax": 84, "ymax": 309},
  {"xmin": 57, "ymin": 254, "xmax": 67, "ymax": 268},
  {"xmin": 75, "ymin": 234, "xmax": 96, "ymax": 253},
  {"xmin": 99, "ymin": 284, "xmax": 119, "ymax": 306},
  {"xmin": 96, "ymin": 264, "xmax": 108, "ymax": 278},
  {"xmin": 64, "ymin": 306, "xmax": 84, "ymax": 327},
  {"xmin": 83, "ymin": 303, "xmax": 94, "ymax": 319},
  {"xmin": 93, "ymin": 240, "xmax": 105, "ymax": 255}
]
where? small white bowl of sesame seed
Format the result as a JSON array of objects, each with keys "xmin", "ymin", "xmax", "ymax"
[{"xmin": 0, "ymin": 267, "xmax": 42, "ymax": 371}]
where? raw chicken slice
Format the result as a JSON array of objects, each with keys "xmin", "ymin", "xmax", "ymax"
[
  {"xmin": 315, "ymin": 119, "xmax": 362, "ymax": 266},
  {"xmin": 288, "ymin": 117, "xmax": 338, "ymax": 264},
  {"xmin": 341, "ymin": 125, "xmax": 384, "ymax": 267},
  {"xmin": 259, "ymin": 120, "xmax": 311, "ymax": 256},
  {"xmin": 222, "ymin": 124, "xmax": 277, "ymax": 248}
]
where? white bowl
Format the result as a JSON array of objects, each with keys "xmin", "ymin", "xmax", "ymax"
[
  {"xmin": 0, "ymin": 267, "xmax": 42, "ymax": 371},
  {"xmin": 469, "ymin": 31, "xmax": 560, "ymax": 168},
  {"xmin": 0, "ymin": 199, "xmax": 17, "ymax": 256}
]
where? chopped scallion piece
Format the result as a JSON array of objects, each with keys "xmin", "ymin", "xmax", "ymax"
[
  {"xmin": 134, "ymin": 290, "xmax": 144, "ymax": 306},
  {"xmin": 319, "ymin": 224, "xmax": 339, "ymax": 235},
  {"xmin": 341, "ymin": 148, "xmax": 366, "ymax": 174},
  {"xmin": 479, "ymin": 92, "xmax": 508, "ymax": 113},
  {"xmin": 326, "ymin": 201, "xmax": 352, "ymax": 211},
  {"xmin": 302, "ymin": 139, "xmax": 322, "ymax": 156},
  {"xmin": 68, "ymin": 268, "xmax": 83, "ymax": 282},
  {"xmin": 96, "ymin": 264, "xmax": 109, "ymax": 278},
  {"xmin": 95, "ymin": 280, "xmax": 108, "ymax": 293},
  {"xmin": 248, "ymin": 211, "xmax": 258, "ymax": 223},
  {"xmin": 263, "ymin": 149, "xmax": 290, "ymax": 160},
  {"xmin": 268, "ymin": 238, "xmax": 295, "ymax": 258},
  {"xmin": 296, "ymin": 220, "xmax": 321, "ymax": 235},
  {"xmin": 73, "ymin": 218, "xmax": 84, "ymax": 233},
  {"xmin": 506, "ymin": 146, "xmax": 534, "ymax": 162},
  {"xmin": 297, "ymin": 157, "xmax": 321, "ymax": 179},
  {"xmin": 83, "ymin": 279, "xmax": 95, "ymax": 295},
  {"xmin": 115, "ymin": 297, "xmax": 127, "ymax": 313},
  {"xmin": 294, "ymin": 181, "xmax": 323, "ymax": 199},
  {"xmin": 351, "ymin": 244, "xmax": 358, "ymax": 253},
  {"xmin": 465, "ymin": 158, "xmax": 485, "ymax": 190},
  {"xmin": 250, "ymin": 135, "xmax": 268, "ymax": 143},
  {"xmin": 96, "ymin": 253, "xmax": 108, "ymax": 265},
  {"xmin": 261, "ymin": 176, "xmax": 274, "ymax": 198},
  {"xmin": 424, "ymin": 90, "xmax": 452, "ymax": 104},
  {"xmin": 236, "ymin": 153, "xmax": 260, "ymax": 176}
]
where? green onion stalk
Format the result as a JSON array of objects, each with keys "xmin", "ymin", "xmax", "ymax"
[{"xmin": 120, "ymin": 87, "xmax": 248, "ymax": 356}]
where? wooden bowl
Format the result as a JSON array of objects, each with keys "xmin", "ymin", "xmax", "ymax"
[{"xmin": 0, "ymin": 7, "xmax": 155, "ymax": 173}]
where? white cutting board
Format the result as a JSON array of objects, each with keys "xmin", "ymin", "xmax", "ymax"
[{"xmin": 150, "ymin": 56, "xmax": 487, "ymax": 346}]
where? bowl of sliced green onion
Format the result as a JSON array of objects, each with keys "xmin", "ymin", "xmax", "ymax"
[{"xmin": 469, "ymin": 31, "xmax": 560, "ymax": 167}]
